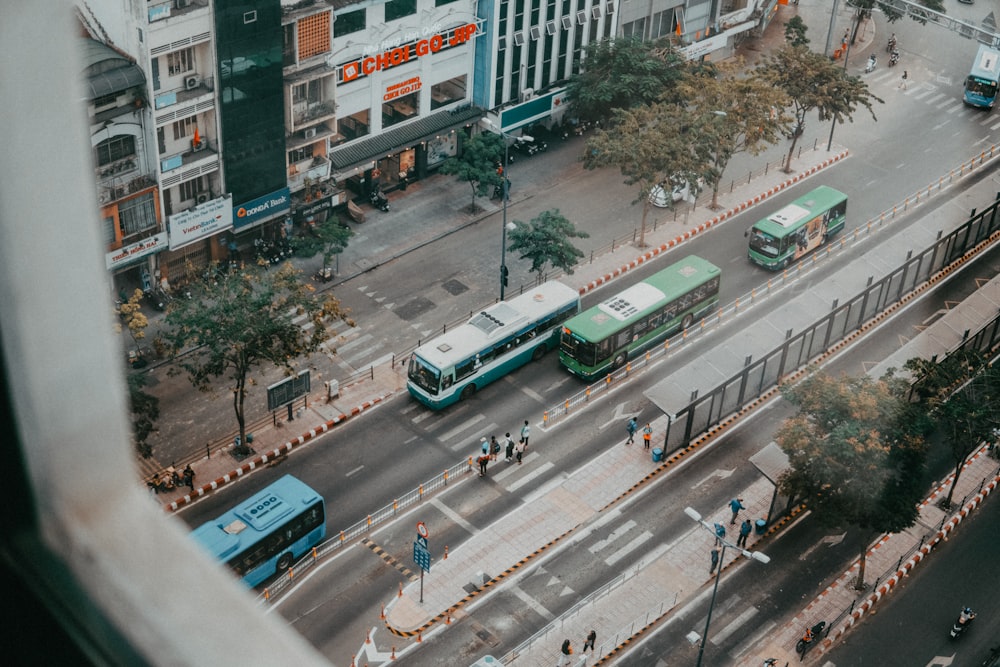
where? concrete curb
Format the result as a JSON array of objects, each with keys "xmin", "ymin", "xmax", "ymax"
[
  {"xmin": 164, "ymin": 391, "xmax": 395, "ymax": 511},
  {"xmin": 578, "ymin": 149, "xmax": 850, "ymax": 295},
  {"xmin": 818, "ymin": 447, "xmax": 1000, "ymax": 651}
]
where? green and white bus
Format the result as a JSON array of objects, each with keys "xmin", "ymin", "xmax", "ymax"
[
  {"xmin": 559, "ymin": 255, "xmax": 721, "ymax": 381},
  {"xmin": 407, "ymin": 281, "xmax": 581, "ymax": 409},
  {"xmin": 746, "ymin": 185, "xmax": 848, "ymax": 270}
]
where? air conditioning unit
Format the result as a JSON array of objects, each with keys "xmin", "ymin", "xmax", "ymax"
[
  {"xmin": 521, "ymin": 88, "xmax": 535, "ymax": 102},
  {"xmin": 303, "ymin": 127, "xmax": 318, "ymax": 139},
  {"xmin": 192, "ymin": 139, "xmax": 206, "ymax": 152},
  {"xmin": 184, "ymin": 75, "xmax": 200, "ymax": 90},
  {"xmin": 196, "ymin": 193, "xmax": 210, "ymax": 204}
]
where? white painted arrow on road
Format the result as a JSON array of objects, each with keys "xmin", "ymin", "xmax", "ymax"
[
  {"xmin": 799, "ymin": 532, "xmax": 847, "ymax": 561},
  {"xmin": 600, "ymin": 402, "xmax": 641, "ymax": 431},
  {"xmin": 925, "ymin": 654, "xmax": 954, "ymax": 667},
  {"xmin": 691, "ymin": 468, "xmax": 735, "ymax": 489}
]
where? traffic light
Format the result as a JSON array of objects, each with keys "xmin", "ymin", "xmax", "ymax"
[{"xmin": 501, "ymin": 265, "xmax": 509, "ymax": 287}]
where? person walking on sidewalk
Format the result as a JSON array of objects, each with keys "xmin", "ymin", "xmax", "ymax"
[
  {"xmin": 642, "ymin": 423, "xmax": 652, "ymax": 449},
  {"xmin": 182, "ymin": 464, "xmax": 195, "ymax": 491},
  {"xmin": 583, "ymin": 629, "xmax": 596, "ymax": 652},
  {"xmin": 557, "ymin": 639, "xmax": 573, "ymax": 666},
  {"xmin": 515, "ymin": 438, "xmax": 525, "ymax": 464},
  {"xmin": 737, "ymin": 519, "xmax": 752, "ymax": 548},
  {"xmin": 729, "ymin": 497, "xmax": 745, "ymax": 524},
  {"xmin": 521, "ymin": 420, "xmax": 531, "ymax": 448},
  {"xmin": 626, "ymin": 417, "xmax": 638, "ymax": 444}
]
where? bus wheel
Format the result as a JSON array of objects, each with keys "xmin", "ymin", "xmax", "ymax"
[
  {"xmin": 277, "ymin": 552, "xmax": 294, "ymax": 572},
  {"xmin": 612, "ymin": 352, "xmax": 627, "ymax": 369},
  {"xmin": 681, "ymin": 314, "xmax": 694, "ymax": 330},
  {"xmin": 532, "ymin": 346, "xmax": 547, "ymax": 362},
  {"xmin": 460, "ymin": 384, "xmax": 477, "ymax": 401}
]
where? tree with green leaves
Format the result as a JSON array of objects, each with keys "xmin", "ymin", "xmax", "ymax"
[
  {"xmin": 161, "ymin": 261, "xmax": 350, "ymax": 457},
  {"xmin": 759, "ymin": 45, "xmax": 882, "ymax": 172},
  {"xmin": 776, "ymin": 369, "xmax": 927, "ymax": 590},
  {"xmin": 291, "ymin": 212, "xmax": 353, "ymax": 278},
  {"xmin": 128, "ymin": 372, "xmax": 160, "ymax": 459},
  {"xmin": 439, "ymin": 131, "xmax": 506, "ymax": 214},
  {"xmin": 506, "ymin": 209, "xmax": 589, "ymax": 281},
  {"xmin": 905, "ymin": 350, "xmax": 1000, "ymax": 509},
  {"xmin": 678, "ymin": 60, "xmax": 791, "ymax": 209},
  {"xmin": 584, "ymin": 102, "xmax": 704, "ymax": 247},
  {"xmin": 784, "ymin": 15, "xmax": 809, "ymax": 47},
  {"xmin": 565, "ymin": 37, "xmax": 686, "ymax": 124}
]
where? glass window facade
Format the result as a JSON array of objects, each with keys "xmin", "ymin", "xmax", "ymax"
[{"xmin": 215, "ymin": 0, "xmax": 286, "ymax": 205}]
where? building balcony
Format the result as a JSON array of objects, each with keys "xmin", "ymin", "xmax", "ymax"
[
  {"xmin": 288, "ymin": 155, "xmax": 331, "ymax": 192},
  {"xmin": 98, "ymin": 168, "xmax": 158, "ymax": 206},
  {"xmin": 159, "ymin": 140, "xmax": 219, "ymax": 188},
  {"xmin": 292, "ymin": 101, "xmax": 336, "ymax": 131},
  {"xmin": 154, "ymin": 77, "xmax": 215, "ymax": 121}
]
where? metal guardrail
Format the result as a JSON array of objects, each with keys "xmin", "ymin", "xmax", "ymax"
[
  {"xmin": 257, "ymin": 456, "xmax": 475, "ymax": 602},
  {"xmin": 539, "ymin": 145, "xmax": 1000, "ymax": 434},
  {"xmin": 501, "ymin": 552, "xmax": 678, "ymax": 664}
]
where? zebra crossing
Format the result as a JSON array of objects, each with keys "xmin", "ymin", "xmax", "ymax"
[{"xmin": 864, "ymin": 67, "xmax": 1000, "ymax": 131}]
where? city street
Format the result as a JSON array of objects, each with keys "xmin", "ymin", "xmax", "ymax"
[{"xmin": 156, "ymin": 3, "xmax": 1000, "ymax": 666}]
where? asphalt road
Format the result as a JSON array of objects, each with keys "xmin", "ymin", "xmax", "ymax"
[{"xmin": 164, "ymin": 10, "xmax": 1000, "ymax": 665}]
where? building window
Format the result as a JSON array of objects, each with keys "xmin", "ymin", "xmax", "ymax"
[
  {"xmin": 384, "ymin": 0, "xmax": 416, "ymax": 22},
  {"xmin": 166, "ymin": 48, "xmax": 194, "ymax": 76},
  {"xmin": 103, "ymin": 216, "xmax": 115, "ymax": 245},
  {"xmin": 297, "ymin": 12, "xmax": 331, "ymax": 60},
  {"xmin": 335, "ymin": 8, "xmax": 365, "ymax": 36},
  {"xmin": 179, "ymin": 178, "xmax": 205, "ymax": 202},
  {"xmin": 435, "ymin": 0, "xmax": 459, "ymax": 5},
  {"xmin": 283, "ymin": 23, "xmax": 296, "ymax": 66},
  {"xmin": 430, "ymin": 76, "xmax": 466, "ymax": 110},
  {"xmin": 95, "ymin": 135, "xmax": 136, "ymax": 167},
  {"xmin": 93, "ymin": 92, "xmax": 118, "ymax": 109},
  {"xmin": 172, "ymin": 117, "xmax": 196, "ymax": 141},
  {"xmin": 288, "ymin": 146, "xmax": 313, "ymax": 164},
  {"xmin": 119, "ymin": 192, "xmax": 157, "ymax": 237},
  {"xmin": 337, "ymin": 110, "xmax": 370, "ymax": 140}
]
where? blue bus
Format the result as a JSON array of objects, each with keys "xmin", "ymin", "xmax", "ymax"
[
  {"xmin": 407, "ymin": 281, "xmax": 581, "ymax": 409},
  {"xmin": 964, "ymin": 45, "xmax": 1000, "ymax": 109},
  {"xmin": 190, "ymin": 475, "xmax": 326, "ymax": 587}
]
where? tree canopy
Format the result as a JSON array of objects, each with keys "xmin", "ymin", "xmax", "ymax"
[
  {"xmin": 291, "ymin": 212, "xmax": 353, "ymax": 274},
  {"xmin": 847, "ymin": 0, "xmax": 945, "ymax": 29},
  {"xmin": 759, "ymin": 45, "xmax": 882, "ymax": 171},
  {"xmin": 161, "ymin": 261, "xmax": 350, "ymax": 456},
  {"xmin": 776, "ymin": 369, "xmax": 926, "ymax": 588},
  {"xmin": 439, "ymin": 131, "xmax": 506, "ymax": 213},
  {"xmin": 564, "ymin": 37, "xmax": 685, "ymax": 123},
  {"xmin": 506, "ymin": 209, "xmax": 589, "ymax": 279}
]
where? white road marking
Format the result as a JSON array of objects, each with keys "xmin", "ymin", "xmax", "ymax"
[
  {"xmin": 345, "ymin": 465, "xmax": 364, "ymax": 477},
  {"xmin": 711, "ymin": 606, "xmax": 758, "ymax": 645},
  {"xmin": 605, "ymin": 531, "xmax": 653, "ymax": 566},
  {"xmin": 506, "ymin": 461, "xmax": 555, "ymax": 492},
  {"xmin": 510, "ymin": 584, "xmax": 556, "ymax": 621},
  {"xmin": 589, "ymin": 520, "xmax": 637, "ymax": 552},
  {"xmin": 430, "ymin": 497, "xmax": 478, "ymax": 535}
]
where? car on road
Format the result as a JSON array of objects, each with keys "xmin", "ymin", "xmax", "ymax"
[{"xmin": 648, "ymin": 179, "xmax": 691, "ymax": 206}]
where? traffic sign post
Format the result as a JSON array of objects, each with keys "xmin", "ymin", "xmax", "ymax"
[{"xmin": 414, "ymin": 522, "xmax": 431, "ymax": 603}]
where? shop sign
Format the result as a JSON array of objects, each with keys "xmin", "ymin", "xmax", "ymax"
[
  {"xmin": 233, "ymin": 188, "xmax": 291, "ymax": 229},
  {"xmin": 337, "ymin": 23, "xmax": 477, "ymax": 84},
  {"xmin": 167, "ymin": 195, "xmax": 234, "ymax": 250},
  {"xmin": 384, "ymin": 76, "xmax": 422, "ymax": 102},
  {"xmin": 294, "ymin": 194, "xmax": 334, "ymax": 222},
  {"xmin": 106, "ymin": 231, "xmax": 168, "ymax": 270}
]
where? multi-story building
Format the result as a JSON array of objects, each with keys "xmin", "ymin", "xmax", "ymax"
[{"xmin": 79, "ymin": 0, "xmax": 781, "ymax": 295}]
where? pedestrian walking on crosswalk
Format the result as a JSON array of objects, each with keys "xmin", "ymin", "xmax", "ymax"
[{"xmin": 899, "ymin": 70, "xmax": 908, "ymax": 90}]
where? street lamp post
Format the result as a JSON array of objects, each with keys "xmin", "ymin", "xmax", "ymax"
[
  {"xmin": 499, "ymin": 136, "xmax": 510, "ymax": 300},
  {"xmin": 684, "ymin": 507, "xmax": 770, "ymax": 667}
]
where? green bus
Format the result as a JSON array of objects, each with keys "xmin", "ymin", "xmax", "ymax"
[
  {"xmin": 746, "ymin": 185, "xmax": 848, "ymax": 270},
  {"xmin": 559, "ymin": 255, "xmax": 721, "ymax": 381}
]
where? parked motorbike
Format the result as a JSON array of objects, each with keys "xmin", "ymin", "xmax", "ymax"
[
  {"xmin": 951, "ymin": 607, "xmax": 976, "ymax": 638},
  {"xmin": 795, "ymin": 621, "xmax": 826, "ymax": 655},
  {"xmin": 143, "ymin": 287, "xmax": 165, "ymax": 311},
  {"xmin": 889, "ymin": 50, "xmax": 900, "ymax": 67},
  {"xmin": 369, "ymin": 185, "xmax": 390, "ymax": 212},
  {"xmin": 492, "ymin": 178, "xmax": 511, "ymax": 201}
]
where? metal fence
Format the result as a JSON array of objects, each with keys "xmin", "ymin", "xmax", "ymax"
[
  {"xmin": 501, "ymin": 553, "xmax": 679, "ymax": 665},
  {"xmin": 257, "ymin": 457, "xmax": 474, "ymax": 602},
  {"xmin": 540, "ymin": 148, "xmax": 1000, "ymax": 452}
]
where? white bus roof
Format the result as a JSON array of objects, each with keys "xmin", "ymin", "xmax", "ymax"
[
  {"xmin": 598, "ymin": 282, "xmax": 666, "ymax": 321},
  {"xmin": 767, "ymin": 203, "xmax": 811, "ymax": 228},
  {"xmin": 412, "ymin": 281, "xmax": 579, "ymax": 369},
  {"xmin": 973, "ymin": 45, "xmax": 1000, "ymax": 77}
]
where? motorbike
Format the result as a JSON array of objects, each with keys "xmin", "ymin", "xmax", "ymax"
[
  {"xmin": 492, "ymin": 178, "xmax": 511, "ymax": 201},
  {"xmin": 887, "ymin": 35, "xmax": 897, "ymax": 53},
  {"xmin": 369, "ymin": 185, "xmax": 390, "ymax": 212},
  {"xmin": 795, "ymin": 621, "xmax": 826, "ymax": 655},
  {"xmin": 951, "ymin": 608, "xmax": 976, "ymax": 638},
  {"xmin": 143, "ymin": 287, "xmax": 166, "ymax": 311},
  {"xmin": 889, "ymin": 50, "xmax": 900, "ymax": 67},
  {"xmin": 865, "ymin": 55, "xmax": 877, "ymax": 73}
]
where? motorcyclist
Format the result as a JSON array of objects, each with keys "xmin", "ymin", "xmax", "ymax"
[
  {"xmin": 959, "ymin": 607, "xmax": 976, "ymax": 624},
  {"xmin": 887, "ymin": 33, "xmax": 896, "ymax": 52},
  {"xmin": 866, "ymin": 54, "xmax": 877, "ymax": 72}
]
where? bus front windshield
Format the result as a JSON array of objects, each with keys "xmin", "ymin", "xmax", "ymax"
[
  {"xmin": 408, "ymin": 355, "xmax": 442, "ymax": 395},
  {"xmin": 966, "ymin": 76, "xmax": 998, "ymax": 98},
  {"xmin": 560, "ymin": 331, "xmax": 597, "ymax": 366},
  {"xmin": 748, "ymin": 228, "xmax": 781, "ymax": 258}
]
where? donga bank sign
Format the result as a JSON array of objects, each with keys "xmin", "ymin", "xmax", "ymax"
[{"xmin": 234, "ymin": 188, "xmax": 290, "ymax": 229}]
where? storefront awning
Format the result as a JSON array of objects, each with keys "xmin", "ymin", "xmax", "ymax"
[
  {"xmin": 80, "ymin": 38, "xmax": 145, "ymax": 100},
  {"xmin": 329, "ymin": 105, "xmax": 484, "ymax": 173}
]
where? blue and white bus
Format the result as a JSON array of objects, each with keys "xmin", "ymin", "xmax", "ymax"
[
  {"xmin": 407, "ymin": 281, "xmax": 581, "ymax": 409},
  {"xmin": 964, "ymin": 45, "xmax": 1000, "ymax": 109},
  {"xmin": 190, "ymin": 475, "xmax": 326, "ymax": 587}
]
